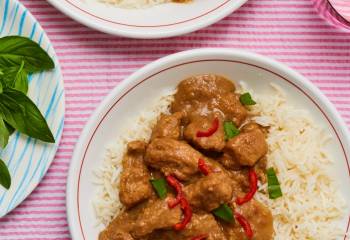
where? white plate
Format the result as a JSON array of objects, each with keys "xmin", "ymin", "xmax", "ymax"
[
  {"xmin": 46, "ymin": 0, "xmax": 247, "ymax": 39},
  {"xmin": 0, "ymin": 0, "xmax": 65, "ymax": 217},
  {"xmin": 66, "ymin": 49, "xmax": 350, "ymax": 239}
]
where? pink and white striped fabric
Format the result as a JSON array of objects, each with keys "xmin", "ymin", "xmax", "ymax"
[{"xmin": 0, "ymin": 0, "xmax": 349, "ymax": 239}]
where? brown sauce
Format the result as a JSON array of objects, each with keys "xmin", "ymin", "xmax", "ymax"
[{"xmin": 99, "ymin": 74, "xmax": 273, "ymax": 240}]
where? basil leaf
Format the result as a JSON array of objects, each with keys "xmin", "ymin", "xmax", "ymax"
[
  {"xmin": 150, "ymin": 178, "xmax": 168, "ymax": 199},
  {"xmin": 0, "ymin": 88, "xmax": 55, "ymax": 143},
  {"xmin": 0, "ymin": 118, "xmax": 10, "ymax": 148},
  {"xmin": 266, "ymin": 167, "xmax": 282, "ymax": 199},
  {"xmin": 0, "ymin": 158, "xmax": 11, "ymax": 189},
  {"xmin": 13, "ymin": 61, "xmax": 28, "ymax": 94},
  {"xmin": 224, "ymin": 121, "xmax": 240, "ymax": 140},
  {"xmin": 0, "ymin": 36, "xmax": 54, "ymax": 73},
  {"xmin": 0, "ymin": 80, "xmax": 2, "ymax": 93},
  {"xmin": 0, "ymin": 62, "xmax": 28, "ymax": 93},
  {"xmin": 5, "ymin": 121, "xmax": 14, "ymax": 135},
  {"xmin": 240, "ymin": 93, "xmax": 256, "ymax": 106},
  {"xmin": 212, "ymin": 204, "xmax": 234, "ymax": 222}
]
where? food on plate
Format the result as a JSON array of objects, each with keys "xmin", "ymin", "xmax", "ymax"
[
  {"xmin": 94, "ymin": 75, "xmax": 346, "ymax": 239},
  {"xmin": 0, "ymin": 36, "xmax": 55, "ymax": 190},
  {"xmin": 98, "ymin": 0, "xmax": 191, "ymax": 9}
]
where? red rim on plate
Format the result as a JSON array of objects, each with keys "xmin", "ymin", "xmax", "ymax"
[{"xmin": 74, "ymin": 59, "xmax": 350, "ymax": 240}]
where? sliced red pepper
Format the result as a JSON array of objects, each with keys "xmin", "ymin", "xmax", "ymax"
[
  {"xmin": 191, "ymin": 234, "xmax": 209, "ymax": 240},
  {"xmin": 196, "ymin": 117, "xmax": 219, "ymax": 138},
  {"xmin": 236, "ymin": 169, "xmax": 258, "ymax": 205},
  {"xmin": 198, "ymin": 158, "xmax": 211, "ymax": 176},
  {"xmin": 174, "ymin": 198, "xmax": 192, "ymax": 231},
  {"xmin": 166, "ymin": 175, "xmax": 183, "ymax": 208},
  {"xmin": 235, "ymin": 212, "xmax": 253, "ymax": 239}
]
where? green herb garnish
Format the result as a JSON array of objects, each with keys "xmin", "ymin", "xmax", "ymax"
[
  {"xmin": 0, "ymin": 158, "xmax": 11, "ymax": 189},
  {"xmin": 150, "ymin": 178, "xmax": 168, "ymax": 199},
  {"xmin": 267, "ymin": 167, "xmax": 283, "ymax": 199},
  {"xmin": 212, "ymin": 203, "xmax": 234, "ymax": 222},
  {"xmin": 239, "ymin": 92, "xmax": 256, "ymax": 106},
  {"xmin": 224, "ymin": 121, "xmax": 240, "ymax": 140},
  {"xmin": 0, "ymin": 36, "xmax": 56, "ymax": 190}
]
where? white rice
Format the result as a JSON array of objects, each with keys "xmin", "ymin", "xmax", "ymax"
[
  {"xmin": 98, "ymin": 0, "xmax": 170, "ymax": 9},
  {"xmin": 93, "ymin": 83, "xmax": 347, "ymax": 239},
  {"xmin": 241, "ymin": 82, "xmax": 347, "ymax": 240}
]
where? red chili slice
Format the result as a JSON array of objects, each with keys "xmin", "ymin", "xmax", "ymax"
[
  {"xmin": 191, "ymin": 234, "xmax": 209, "ymax": 240},
  {"xmin": 198, "ymin": 158, "xmax": 211, "ymax": 176},
  {"xmin": 196, "ymin": 117, "xmax": 219, "ymax": 138},
  {"xmin": 235, "ymin": 212, "xmax": 253, "ymax": 239},
  {"xmin": 236, "ymin": 169, "xmax": 258, "ymax": 205},
  {"xmin": 166, "ymin": 175, "xmax": 183, "ymax": 208},
  {"xmin": 174, "ymin": 198, "xmax": 192, "ymax": 231}
]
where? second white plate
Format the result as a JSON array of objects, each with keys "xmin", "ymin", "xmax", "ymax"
[{"xmin": 46, "ymin": 0, "xmax": 247, "ymax": 39}]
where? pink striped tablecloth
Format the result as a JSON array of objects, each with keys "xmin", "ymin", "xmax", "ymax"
[{"xmin": 0, "ymin": 0, "xmax": 349, "ymax": 239}]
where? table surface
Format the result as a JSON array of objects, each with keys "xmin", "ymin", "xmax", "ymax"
[{"xmin": 0, "ymin": 0, "xmax": 349, "ymax": 239}]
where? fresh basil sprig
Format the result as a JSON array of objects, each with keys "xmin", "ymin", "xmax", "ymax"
[
  {"xmin": 0, "ymin": 36, "xmax": 54, "ymax": 72},
  {"xmin": 0, "ymin": 36, "xmax": 55, "ymax": 190}
]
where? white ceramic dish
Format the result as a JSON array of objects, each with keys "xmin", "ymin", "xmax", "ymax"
[
  {"xmin": 0, "ymin": 0, "xmax": 65, "ymax": 217},
  {"xmin": 46, "ymin": 0, "xmax": 247, "ymax": 39},
  {"xmin": 66, "ymin": 48, "xmax": 350, "ymax": 239}
]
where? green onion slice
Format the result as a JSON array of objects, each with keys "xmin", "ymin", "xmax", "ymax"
[
  {"xmin": 212, "ymin": 203, "xmax": 234, "ymax": 222},
  {"xmin": 240, "ymin": 92, "xmax": 256, "ymax": 106},
  {"xmin": 224, "ymin": 121, "xmax": 240, "ymax": 140},
  {"xmin": 266, "ymin": 167, "xmax": 283, "ymax": 199},
  {"xmin": 150, "ymin": 178, "xmax": 168, "ymax": 199}
]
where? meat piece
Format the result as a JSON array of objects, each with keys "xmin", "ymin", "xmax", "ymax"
[
  {"xmin": 146, "ymin": 213, "xmax": 227, "ymax": 240},
  {"xmin": 171, "ymin": 74, "xmax": 247, "ymax": 126},
  {"xmin": 210, "ymin": 92, "xmax": 248, "ymax": 126},
  {"xmin": 99, "ymin": 205, "xmax": 141, "ymax": 240},
  {"xmin": 222, "ymin": 200, "xmax": 273, "ymax": 240},
  {"xmin": 172, "ymin": 74, "xmax": 236, "ymax": 106},
  {"xmin": 218, "ymin": 153, "xmax": 242, "ymax": 171},
  {"xmin": 184, "ymin": 115, "xmax": 225, "ymax": 152},
  {"xmin": 99, "ymin": 231, "xmax": 133, "ymax": 240},
  {"xmin": 151, "ymin": 112, "xmax": 183, "ymax": 140},
  {"xmin": 184, "ymin": 172, "xmax": 234, "ymax": 211},
  {"xmin": 145, "ymin": 138, "xmax": 205, "ymax": 181},
  {"xmin": 100, "ymin": 199, "xmax": 181, "ymax": 240},
  {"xmin": 224, "ymin": 127, "xmax": 268, "ymax": 166},
  {"xmin": 119, "ymin": 141, "xmax": 153, "ymax": 208},
  {"xmin": 131, "ymin": 199, "xmax": 182, "ymax": 238}
]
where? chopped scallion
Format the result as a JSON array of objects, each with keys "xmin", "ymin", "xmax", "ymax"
[
  {"xmin": 266, "ymin": 167, "xmax": 282, "ymax": 199},
  {"xmin": 240, "ymin": 92, "xmax": 256, "ymax": 106},
  {"xmin": 212, "ymin": 203, "xmax": 234, "ymax": 222},
  {"xmin": 150, "ymin": 178, "xmax": 168, "ymax": 199},
  {"xmin": 224, "ymin": 121, "xmax": 240, "ymax": 140}
]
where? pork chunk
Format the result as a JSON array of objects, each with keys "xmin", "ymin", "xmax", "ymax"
[
  {"xmin": 184, "ymin": 115, "xmax": 225, "ymax": 152},
  {"xmin": 223, "ymin": 200, "xmax": 273, "ymax": 240},
  {"xmin": 100, "ymin": 199, "xmax": 181, "ymax": 240},
  {"xmin": 184, "ymin": 172, "xmax": 234, "ymax": 211},
  {"xmin": 171, "ymin": 74, "xmax": 247, "ymax": 126},
  {"xmin": 224, "ymin": 127, "xmax": 267, "ymax": 166},
  {"xmin": 145, "ymin": 138, "xmax": 204, "ymax": 180},
  {"xmin": 119, "ymin": 141, "xmax": 153, "ymax": 208},
  {"xmin": 131, "ymin": 199, "xmax": 182, "ymax": 238},
  {"xmin": 210, "ymin": 92, "xmax": 248, "ymax": 126},
  {"xmin": 147, "ymin": 213, "xmax": 227, "ymax": 240},
  {"xmin": 151, "ymin": 112, "xmax": 183, "ymax": 140}
]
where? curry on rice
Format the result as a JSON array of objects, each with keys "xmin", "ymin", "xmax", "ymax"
[{"xmin": 99, "ymin": 75, "xmax": 281, "ymax": 240}]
